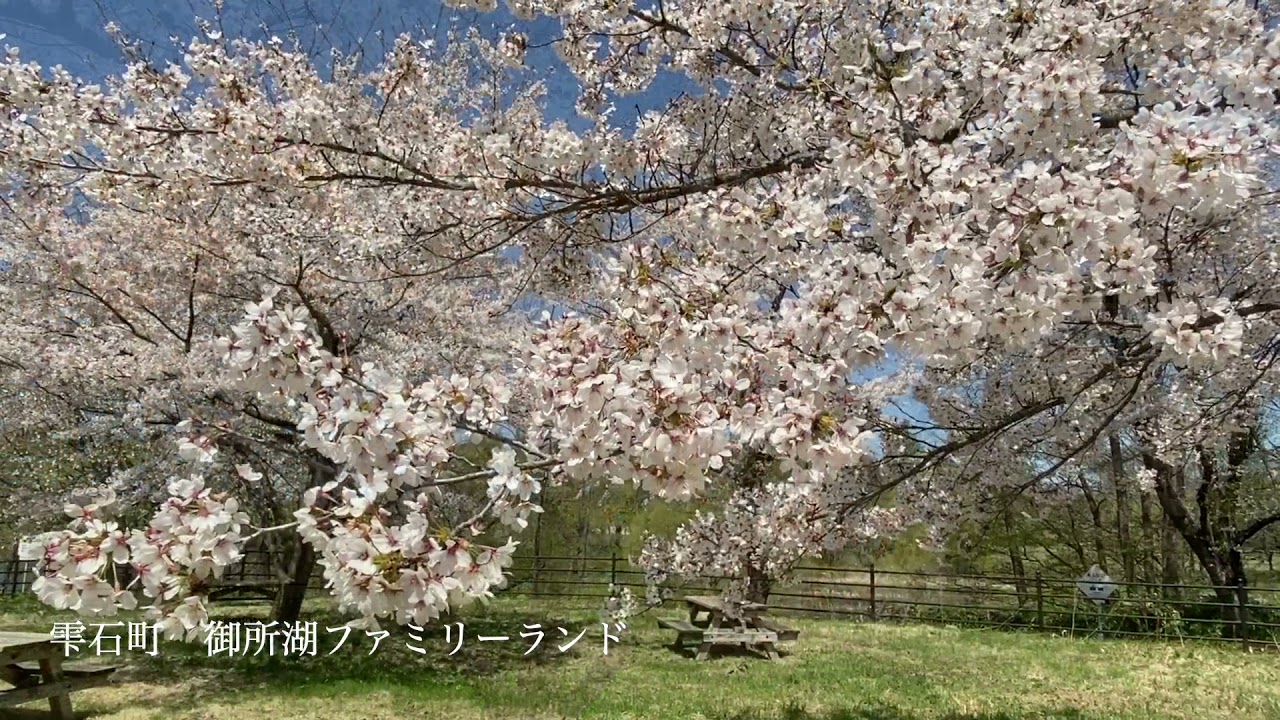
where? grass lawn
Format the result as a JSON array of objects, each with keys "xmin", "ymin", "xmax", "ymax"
[{"xmin": 1, "ymin": 594, "xmax": 1279, "ymax": 720}]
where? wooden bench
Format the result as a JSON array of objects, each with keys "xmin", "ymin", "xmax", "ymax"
[
  {"xmin": 656, "ymin": 618, "xmax": 702, "ymax": 639},
  {"xmin": 659, "ymin": 595, "xmax": 798, "ymax": 660},
  {"xmin": 0, "ymin": 632, "xmax": 117, "ymax": 719},
  {"xmin": 659, "ymin": 618, "xmax": 779, "ymax": 643},
  {"xmin": 753, "ymin": 615, "xmax": 800, "ymax": 642}
]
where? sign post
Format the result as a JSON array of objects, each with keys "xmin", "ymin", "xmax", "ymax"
[
  {"xmin": 1076, "ymin": 565, "xmax": 1117, "ymax": 606},
  {"xmin": 1075, "ymin": 565, "xmax": 1117, "ymax": 636}
]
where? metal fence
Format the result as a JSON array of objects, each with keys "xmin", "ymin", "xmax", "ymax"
[
  {"xmin": 6, "ymin": 548, "xmax": 1279, "ymax": 650},
  {"xmin": 504, "ymin": 553, "xmax": 1280, "ymax": 651},
  {"xmin": 0, "ymin": 547, "xmax": 319, "ymax": 597},
  {"xmin": 0, "ymin": 554, "xmax": 33, "ymax": 596}
]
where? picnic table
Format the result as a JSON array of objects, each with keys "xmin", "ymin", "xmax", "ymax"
[
  {"xmin": 658, "ymin": 595, "xmax": 799, "ymax": 660},
  {"xmin": 0, "ymin": 631, "xmax": 116, "ymax": 719}
]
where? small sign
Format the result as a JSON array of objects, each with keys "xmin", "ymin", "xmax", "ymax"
[{"xmin": 1076, "ymin": 565, "xmax": 1117, "ymax": 605}]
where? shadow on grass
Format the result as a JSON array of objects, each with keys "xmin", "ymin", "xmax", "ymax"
[
  {"xmin": 0, "ymin": 710, "xmax": 93, "ymax": 720},
  {"xmin": 718, "ymin": 704, "xmax": 1091, "ymax": 720},
  {"xmin": 663, "ymin": 642, "xmax": 793, "ymax": 661}
]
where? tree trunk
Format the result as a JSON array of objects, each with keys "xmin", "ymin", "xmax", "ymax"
[
  {"xmin": 745, "ymin": 564, "xmax": 772, "ymax": 604},
  {"xmin": 1182, "ymin": 542, "xmax": 1246, "ymax": 638},
  {"xmin": 531, "ymin": 506, "xmax": 544, "ymax": 593},
  {"xmin": 1139, "ymin": 492, "xmax": 1156, "ymax": 585},
  {"xmin": 271, "ymin": 539, "xmax": 315, "ymax": 625},
  {"xmin": 1139, "ymin": 426, "xmax": 1265, "ymax": 634},
  {"xmin": 731, "ymin": 449, "xmax": 777, "ymax": 605},
  {"xmin": 1083, "ymin": 486, "xmax": 1108, "ymax": 571},
  {"xmin": 1065, "ymin": 510, "xmax": 1089, "ymax": 568},
  {"xmin": 1109, "ymin": 434, "xmax": 1135, "ymax": 583},
  {"xmin": 1227, "ymin": 548, "xmax": 1248, "ymax": 640},
  {"xmin": 272, "ymin": 456, "xmax": 334, "ymax": 624},
  {"xmin": 1160, "ymin": 522, "xmax": 1183, "ymax": 595},
  {"xmin": 1143, "ymin": 450, "xmax": 1242, "ymax": 634},
  {"xmin": 1003, "ymin": 512, "xmax": 1029, "ymax": 605},
  {"xmin": 1159, "ymin": 469, "xmax": 1184, "ymax": 599},
  {"xmin": 573, "ymin": 516, "xmax": 589, "ymax": 575}
]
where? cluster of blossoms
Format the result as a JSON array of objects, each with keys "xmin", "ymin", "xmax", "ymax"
[
  {"xmin": 637, "ymin": 479, "xmax": 909, "ymax": 610},
  {"xmin": 215, "ymin": 297, "xmax": 531, "ymax": 628},
  {"xmin": 20, "ymin": 479, "xmax": 247, "ymax": 640},
  {"xmin": 1144, "ymin": 297, "xmax": 1247, "ymax": 367},
  {"xmin": 21, "ymin": 294, "xmax": 534, "ymax": 632},
  {"xmin": 486, "ymin": 446, "xmax": 544, "ymax": 531},
  {"xmin": 523, "ymin": 243, "xmax": 880, "ymax": 501},
  {"xmin": 602, "ymin": 585, "xmax": 640, "ymax": 625}
]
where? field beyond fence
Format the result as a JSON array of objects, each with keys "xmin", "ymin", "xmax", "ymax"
[{"xmin": 5, "ymin": 547, "xmax": 1279, "ymax": 650}]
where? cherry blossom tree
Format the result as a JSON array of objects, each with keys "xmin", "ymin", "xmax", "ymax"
[
  {"xmin": 1, "ymin": 25, "xmax": 547, "ymax": 626},
  {"xmin": 901, "ymin": 194, "xmax": 1280, "ymax": 628},
  {"xmin": 4, "ymin": 0, "xmax": 1280, "ymax": 635}
]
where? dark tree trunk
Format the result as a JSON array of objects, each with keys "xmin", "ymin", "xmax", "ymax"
[
  {"xmin": 1082, "ymin": 484, "xmax": 1109, "ymax": 572},
  {"xmin": 531, "ymin": 506, "xmax": 544, "ymax": 593},
  {"xmin": 1140, "ymin": 434, "xmax": 1261, "ymax": 636},
  {"xmin": 1065, "ymin": 510, "xmax": 1089, "ymax": 568},
  {"xmin": 736, "ymin": 449, "xmax": 776, "ymax": 605},
  {"xmin": 271, "ymin": 455, "xmax": 334, "ymax": 624},
  {"xmin": 1227, "ymin": 549, "xmax": 1248, "ymax": 640},
  {"xmin": 1003, "ymin": 512, "xmax": 1029, "ymax": 605},
  {"xmin": 1160, "ymin": 520, "xmax": 1183, "ymax": 595},
  {"xmin": 745, "ymin": 564, "xmax": 772, "ymax": 604},
  {"xmin": 272, "ymin": 539, "xmax": 315, "ymax": 625},
  {"xmin": 1139, "ymin": 492, "xmax": 1156, "ymax": 585},
  {"xmin": 1183, "ymin": 542, "xmax": 1246, "ymax": 638},
  {"xmin": 1159, "ymin": 468, "xmax": 1185, "ymax": 599},
  {"xmin": 1110, "ymin": 434, "xmax": 1136, "ymax": 584}
]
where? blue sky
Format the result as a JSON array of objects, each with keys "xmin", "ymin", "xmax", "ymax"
[{"xmin": 0, "ymin": 0, "xmax": 696, "ymax": 131}]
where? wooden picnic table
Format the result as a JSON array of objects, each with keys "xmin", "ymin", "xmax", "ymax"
[
  {"xmin": 658, "ymin": 595, "xmax": 799, "ymax": 661},
  {"xmin": 0, "ymin": 631, "xmax": 116, "ymax": 719}
]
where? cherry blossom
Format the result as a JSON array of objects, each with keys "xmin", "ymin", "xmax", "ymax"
[{"xmin": 4, "ymin": 0, "xmax": 1280, "ymax": 631}]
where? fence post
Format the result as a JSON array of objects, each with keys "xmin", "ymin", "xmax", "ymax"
[
  {"xmin": 869, "ymin": 563, "xmax": 877, "ymax": 621},
  {"xmin": 6, "ymin": 544, "xmax": 17, "ymax": 596},
  {"xmin": 610, "ymin": 551, "xmax": 618, "ymax": 587},
  {"xmin": 1035, "ymin": 572, "xmax": 1045, "ymax": 629},
  {"xmin": 531, "ymin": 509, "xmax": 543, "ymax": 590},
  {"xmin": 1236, "ymin": 577, "xmax": 1251, "ymax": 652},
  {"xmin": 10, "ymin": 544, "xmax": 25, "ymax": 596}
]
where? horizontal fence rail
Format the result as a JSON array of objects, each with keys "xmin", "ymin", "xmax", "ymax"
[
  {"xmin": 5, "ymin": 547, "xmax": 1280, "ymax": 650},
  {"xmin": 0, "ymin": 547, "xmax": 323, "ymax": 598},
  {"xmin": 500, "ymin": 553, "xmax": 1280, "ymax": 652}
]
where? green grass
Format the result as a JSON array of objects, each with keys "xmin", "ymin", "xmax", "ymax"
[{"xmin": 1, "ymin": 594, "xmax": 1279, "ymax": 720}]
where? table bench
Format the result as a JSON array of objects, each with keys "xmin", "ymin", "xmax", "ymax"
[
  {"xmin": 0, "ymin": 631, "xmax": 116, "ymax": 719},
  {"xmin": 658, "ymin": 595, "xmax": 799, "ymax": 660}
]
